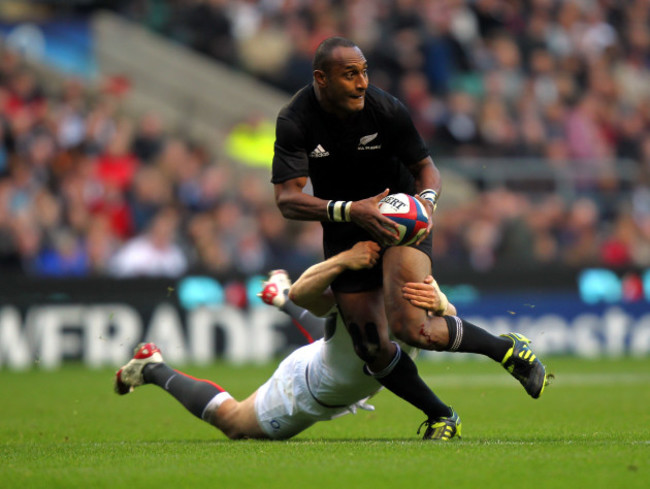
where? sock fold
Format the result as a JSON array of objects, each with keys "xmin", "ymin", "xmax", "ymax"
[
  {"xmin": 444, "ymin": 316, "xmax": 511, "ymax": 362},
  {"xmin": 201, "ymin": 391, "xmax": 234, "ymax": 421}
]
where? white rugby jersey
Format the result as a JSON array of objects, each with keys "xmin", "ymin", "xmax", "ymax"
[{"xmin": 305, "ymin": 311, "xmax": 418, "ymax": 409}]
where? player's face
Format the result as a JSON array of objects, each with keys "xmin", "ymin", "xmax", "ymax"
[{"xmin": 320, "ymin": 46, "xmax": 369, "ymax": 117}]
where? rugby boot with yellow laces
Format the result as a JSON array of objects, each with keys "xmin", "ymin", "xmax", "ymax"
[
  {"xmin": 500, "ymin": 333, "xmax": 548, "ymax": 399},
  {"xmin": 418, "ymin": 409, "xmax": 462, "ymax": 441}
]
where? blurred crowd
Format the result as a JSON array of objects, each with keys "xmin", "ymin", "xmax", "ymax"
[
  {"xmin": 1, "ymin": 0, "xmax": 650, "ymax": 281},
  {"xmin": 119, "ymin": 1, "xmax": 650, "ymax": 159},
  {"xmin": 0, "ymin": 46, "xmax": 322, "ymax": 279}
]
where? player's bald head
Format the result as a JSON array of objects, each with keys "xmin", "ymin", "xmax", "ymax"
[{"xmin": 313, "ymin": 37, "xmax": 361, "ymax": 74}]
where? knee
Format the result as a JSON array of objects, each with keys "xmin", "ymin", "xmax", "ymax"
[
  {"xmin": 220, "ymin": 426, "xmax": 246, "ymax": 440},
  {"xmin": 391, "ymin": 316, "xmax": 449, "ymax": 350},
  {"xmin": 390, "ymin": 320, "xmax": 422, "ymax": 346},
  {"xmin": 210, "ymin": 401, "xmax": 248, "ymax": 439}
]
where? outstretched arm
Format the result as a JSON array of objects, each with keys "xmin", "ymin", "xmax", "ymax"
[{"xmin": 289, "ymin": 241, "xmax": 381, "ymax": 316}]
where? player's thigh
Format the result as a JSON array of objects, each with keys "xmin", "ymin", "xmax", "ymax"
[{"xmin": 382, "ymin": 246, "xmax": 432, "ymax": 339}]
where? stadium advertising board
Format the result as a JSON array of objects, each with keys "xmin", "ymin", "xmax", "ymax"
[{"xmin": 0, "ymin": 276, "xmax": 649, "ymax": 370}]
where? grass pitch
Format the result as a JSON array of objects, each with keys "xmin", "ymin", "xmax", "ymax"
[{"xmin": 1, "ymin": 356, "xmax": 648, "ymax": 489}]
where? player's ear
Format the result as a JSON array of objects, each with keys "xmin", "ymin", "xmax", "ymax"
[{"xmin": 314, "ymin": 70, "xmax": 327, "ymax": 87}]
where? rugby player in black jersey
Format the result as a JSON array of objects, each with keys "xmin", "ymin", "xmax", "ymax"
[{"xmin": 271, "ymin": 37, "xmax": 548, "ymax": 439}]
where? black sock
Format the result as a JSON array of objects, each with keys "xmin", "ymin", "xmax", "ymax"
[
  {"xmin": 368, "ymin": 344, "xmax": 452, "ymax": 420},
  {"xmin": 444, "ymin": 316, "xmax": 511, "ymax": 362},
  {"xmin": 143, "ymin": 363, "xmax": 225, "ymax": 419}
]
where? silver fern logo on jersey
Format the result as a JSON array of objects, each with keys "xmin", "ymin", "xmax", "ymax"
[
  {"xmin": 360, "ymin": 133, "xmax": 378, "ymax": 145},
  {"xmin": 309, "ymin": 144, "xmax": 330, "ymax": 158},
  {"xmin": 358, "ymin": 133, "xmax": 381, "ymax": 150}
]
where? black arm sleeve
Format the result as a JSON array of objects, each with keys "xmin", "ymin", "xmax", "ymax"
[
  {"xmin": 390, "ymin": 98, "xmax": 430, "ymax": 166},
  {"xmin": 271, "ymin": 113, "xmax": 310, "ymax": 184}
]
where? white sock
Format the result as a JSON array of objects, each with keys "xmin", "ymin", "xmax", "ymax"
[{"xmin": 201, "ymin": 391, "xmax": 233, "ymax": 421}]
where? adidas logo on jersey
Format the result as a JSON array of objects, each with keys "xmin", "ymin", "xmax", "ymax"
[
  {"xmin": 358, "ymin": 133, "xmax": 381, "ymax": 151},
  {"xmin": 309, "ymin": 144, "xmax": 330, "ymax": 158}
]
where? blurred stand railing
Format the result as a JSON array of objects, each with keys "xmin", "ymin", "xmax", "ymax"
[
  {"xmin": 91, "ymin": 11, "xmax": 290, "ymax": 155},
  {"xmin": 438, "ymin": 157, "xmax": 639, "ymax": 202}
]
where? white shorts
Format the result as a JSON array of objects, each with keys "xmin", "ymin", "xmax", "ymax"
[{"xmin": 254, "ymin": 342, "xmax": 354, "ymax": 440}]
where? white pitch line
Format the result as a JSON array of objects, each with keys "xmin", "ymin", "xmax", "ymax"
[
  {"xmin": 421, "ymin": 372, "xmax": 650, "ymax": 387},
  {"xmin": 461, "ymin": 439, "xmax": 650, "ymax": 446}
]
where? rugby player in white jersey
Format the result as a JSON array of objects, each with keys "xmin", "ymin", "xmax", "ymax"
[{"xmin": 114, "ymin": 241, "xmax": 457, "ymax": 440}]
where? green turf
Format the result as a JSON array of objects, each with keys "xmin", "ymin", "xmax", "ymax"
[{"xmin": 1, "ymin": 356, "xmax": 648, "ymax": 489}]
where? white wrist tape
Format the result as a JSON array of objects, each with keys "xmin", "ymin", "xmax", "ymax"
[
  {"xmin": 327, "ymin": 200, "xmax": 352, "ymax": 222},
  {"xmin": 418, "ymin": 189, "xmax": 439, "ymax": 212}
]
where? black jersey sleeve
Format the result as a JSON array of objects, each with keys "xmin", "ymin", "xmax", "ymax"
[
  {"xmin": 388, "ymin": 97, "xmax": 430, "ymax": 165},
  {"xmin": 271, "ymin": 112, "xmax": 310, "ymax": 184}
]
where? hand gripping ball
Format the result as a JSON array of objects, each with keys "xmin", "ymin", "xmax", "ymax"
[{"xmin": 377, "ymin": 193, "xmax": 429, "ymax": 246}]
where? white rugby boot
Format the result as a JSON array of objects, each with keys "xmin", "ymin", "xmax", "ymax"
[
  {"xmin": 114, "ymin": 342, "xmax": 163, "ymax": 395},
  {"xmin": 259, "ymin": 269, "xmax": 292, "ymax": 308}
]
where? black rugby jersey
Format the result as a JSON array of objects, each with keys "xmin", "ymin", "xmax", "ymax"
[{"xmin": 271, "ymin": 84, "xmax": 429, "ymax": 202}]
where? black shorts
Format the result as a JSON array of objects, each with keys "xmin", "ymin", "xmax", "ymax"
[{"xmin": 322, "ymin": 223, "xmax": 433, "ymax": 293}]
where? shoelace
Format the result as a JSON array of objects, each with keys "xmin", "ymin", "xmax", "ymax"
[
  {"xmin": 416, "ymin": 418, "xmax": 447, "ymax": 436},
  {"xmin": 416, "ymin": 419, "xmax": 430, "ymax": 436}
]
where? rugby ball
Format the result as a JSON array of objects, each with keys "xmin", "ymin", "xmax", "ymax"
[{"xmin": 378, "ymin": 193, "xmax": 429, "ymax": 246}]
